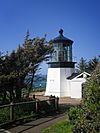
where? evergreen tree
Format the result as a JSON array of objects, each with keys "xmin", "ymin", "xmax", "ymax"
[
  {"xmin": 88, "ymin": 56, "xmax": 100, "ymax": 73},
  {"xmin": 76, "ymin": 56, "xmax": 100, "ymax": 73},
  {"xmin": 76, "ymin": 57, "xmax": 88, "ymax": 73},
  {"xmin": 0, "ymin": 32, "xmax": 51, "ymax": 103}
]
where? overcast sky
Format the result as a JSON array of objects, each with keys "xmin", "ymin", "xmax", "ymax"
[{"xmin": 0, "ymin": 0, "xmax": 100, "ymax": 74}]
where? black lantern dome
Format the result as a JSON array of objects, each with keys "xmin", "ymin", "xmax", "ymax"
[
  {"xmin": 53, "ymin": 29, "xmax": 73, "ymax": 44},
  {"xmin": 48, "ymin": 29, "xmax": 75, "ymax": 68}
]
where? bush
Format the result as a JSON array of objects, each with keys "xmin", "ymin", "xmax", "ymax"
[
  {"xmin": 14, "ymin": 101, "xmax": 36, "ymax": 119},
  {"xmin": 68, "ymin": 106, "xmax": 84, "ymax": 124},
  {"xmin": 0, "ymin": 107, "xmax": 10, "ymax": 124},
  {"xmin": 69, "ymin": 63, "xmax": 100, "ymax": 133},
  {"xmin": 38, "ymin": 100, "xmax": 55, "ymax": 114}
]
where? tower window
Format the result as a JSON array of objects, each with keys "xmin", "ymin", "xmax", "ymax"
[{"xmin": 58, "ymin": 51, "xmax": 64, "ymax": 61}]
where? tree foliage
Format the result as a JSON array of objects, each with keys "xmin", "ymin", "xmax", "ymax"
[
  {"xmin": 76, "ymin": 57, "xmax": 88, "ymax": 73},
  {"xmin": 88, "ymin": 56, "xmax": 100, "ymax": 73},
  {"xmin": 69, "ymin": 62, "xmax": 100, "ymax": 133},
  {"xmin": 76, "ymin": 56, "xmax": 100, "ymax": 73},
  {"xmin": 0, "ymin": 32, "xmax": 51, "ymax": 103}
]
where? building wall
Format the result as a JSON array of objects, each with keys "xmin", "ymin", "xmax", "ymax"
[
  {"xmin": 65, "ymin": 68, "xmax": 74, "ymax": 78},
  {"xmin": 70, "ymin": 78, "xmax": 86, "ymax": 98},
  {"xmin": 45, "ymin": 68, "xmax": 60, "ymax": 97},
  {"xmin": 45, "ymin": 66, "xmax": 90, "ymax": 98},
  {"xmin": 45, "ymin": 67, "xmax": 74, "ymax": 97},
  {"xmin": 60, "ymin": 68, "xmax": 70, "ymax": 97}
]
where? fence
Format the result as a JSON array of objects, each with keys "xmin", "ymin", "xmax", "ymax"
[{"xmin": 0, "ymin": 96, "xmax": 59, "ymax": 126}]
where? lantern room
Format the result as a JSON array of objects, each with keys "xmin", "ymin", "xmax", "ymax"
[{"xmin": 50, "ymin": 29, "xmax": 73, "ymax": 63}]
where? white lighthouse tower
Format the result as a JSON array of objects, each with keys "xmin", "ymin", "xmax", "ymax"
[{"xmin": 45, "ymin": 29, "xmax": 76, "ymax": 97}]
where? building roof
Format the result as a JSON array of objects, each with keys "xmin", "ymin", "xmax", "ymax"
[
  {"xmin": 67, "ymin": 71, "xmax": 91, "ymax": 80},
  {"xmin": 53, "ymin": 29, "xmax": 73, "ymax": 44},
  {"xmin": 67, "ymin": 73, "xmax": 79, "ymax": 80}
]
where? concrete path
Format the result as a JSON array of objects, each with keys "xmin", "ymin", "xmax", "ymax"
[
  {"xmin": 7, "ymin": 113, "xmax": 66, "ymax": 133},
  {"xmin": 0, "ymin": 129, "xmax": 11, "ymax": 133}
]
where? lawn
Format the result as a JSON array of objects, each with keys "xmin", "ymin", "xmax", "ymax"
[{"xmin": 41, "ymin": 119, "xmax": 73, "ymax": 133}]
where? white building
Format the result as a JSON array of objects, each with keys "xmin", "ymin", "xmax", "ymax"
[{"xmin": 45, "ymin": 29, "xmax": 90, "ymax": 99}]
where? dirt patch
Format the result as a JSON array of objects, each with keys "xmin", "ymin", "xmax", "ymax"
[
  {"xmin": 29, "ymin": 92, "xmax": 81, "ymax": 105},
  {"xmin": 59, "ymin": 97, "xmax": 81, "ymax": 105}
]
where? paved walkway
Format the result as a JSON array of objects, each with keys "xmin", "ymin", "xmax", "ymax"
[
  {"xmin": 7, "ymin": 113, "xmax": 66, "ymax": 133},
  {"xmin": 0, "ymin": 129, "xmax": 11, "ymax": 133}
]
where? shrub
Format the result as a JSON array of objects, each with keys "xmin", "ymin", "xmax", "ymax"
[
  {"xmin": 14, "ymin": 101, "xmax": 36, "ymax": 119},
  {"xmin": 69, "ymin": 63, "xmax": 100, "ymax": 133},
  {"xmin": 0, "ymin": 107, "xmax": 10, "ymax": 124},
  {"xmin": 38, "ymin": 100, "xmax": 55, "ymax": 114},
  {"xmin": 68, "ymin": 106, "xmax": 84, "ymax": 124}
]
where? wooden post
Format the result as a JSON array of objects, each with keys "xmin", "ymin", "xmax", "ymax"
[
  {"xmin": 36, "ymin": 100, "xmax": 39, "ymax": 113},
  {"xmin": 56, "ymin": 96, "xmax": 59, "ymax": 110},
  {"xmin": 49, "ymin": 95, "xmax": 56, "ymax": 109},
  {"xmin": 33, "ymin": 94, "xmax": 35, "ymax": 99},
  {"xmin": 49, "ymin": 95, "xmax": 53, "ymax": 105},
  {"xmin": 53, "ymin": 96, "xmax": 56, "ymax": 109},
  {"xmin": 10, "ymin": 102, "xmax": 14, "ymax": 121}
]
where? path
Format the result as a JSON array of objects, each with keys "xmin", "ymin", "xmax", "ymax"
[
  {"xmin": 7, "ymin": 112, "xmax": 66, "ymax": 133},
  {"xmin": 2, "ymin": 95, "xmax": 81, "ymax": 133}
]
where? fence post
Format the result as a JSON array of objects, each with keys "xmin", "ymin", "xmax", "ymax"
[
  {"xmin": 10, "ymin": 102, "xmax": 14, "ymax": 121},
  {"xmin": 53, "ymin": 96, "xmax": 56, "ymax": 109},
  {"xmin": 56, "ymin": 96, "xmax": 59, "ymax": 110},
  {"xmin": 49, "ymin": 95, "xmax": 52, "ymax": 106},
  {"xmin": 49, "ymin": 95, "xmax": 56, "ymax": 110},
  {"xmin": 36, "ymin": 100, "xmax": 39, "ymax": 113},
  {"xmin": 33, "ymin": 94, "xmax": 35, "ymax": 99}
]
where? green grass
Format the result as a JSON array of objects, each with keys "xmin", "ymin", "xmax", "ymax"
[{"xmin": 41, "ymin": 120, "xmax": 73, "ymax": 133}]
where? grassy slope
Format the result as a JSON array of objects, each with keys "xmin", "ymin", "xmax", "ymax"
[{"xmin": 41, "ymin": 119, "xmax": 73, "ymax": 133}]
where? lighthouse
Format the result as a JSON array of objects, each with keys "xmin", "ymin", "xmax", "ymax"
[{"xmin": 45, "ymin": 29, "xmax": 76, "ymax": 97}]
